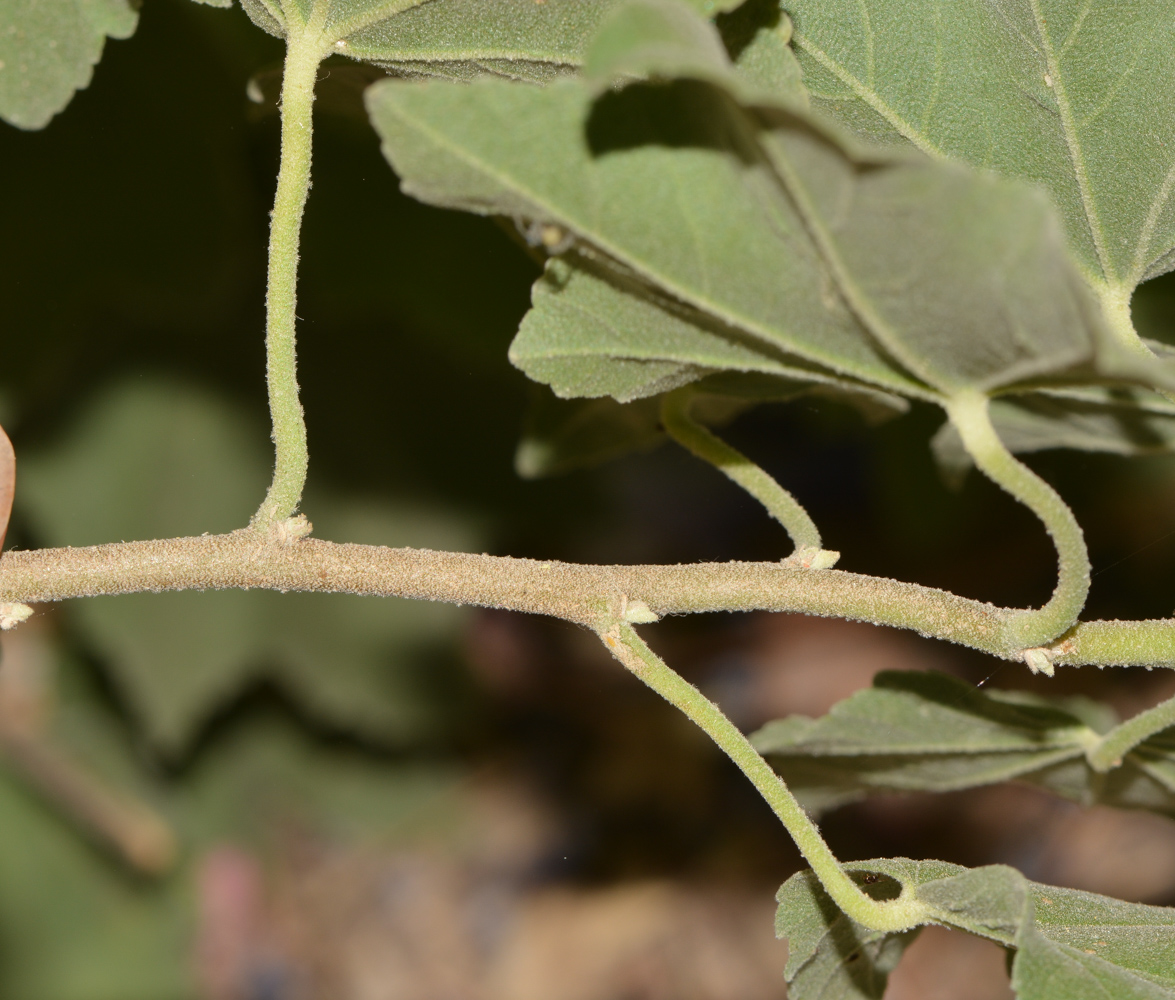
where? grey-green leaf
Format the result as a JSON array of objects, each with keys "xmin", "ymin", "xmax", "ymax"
[
  {"xmin": 784, "ymin": 0, "xmax": 1175, "ymax": 295},
  {"xmin": 512, "ymin": 255, "xmax": 893, "ymax": 403},
  {"xmin": 0, "ymin": 0, "xmax": 137, "ymax": 130},
  {"xmin": 752, "ymin": 671, "xmax": 1175, "ymax": 819},
  {"xmin": 778, "ymin": 859, "xmax": 1175, "ymax": 1000},
  {"xmin": 371, "ymin": 70, "xmax": 1117, "ymax": 405}
]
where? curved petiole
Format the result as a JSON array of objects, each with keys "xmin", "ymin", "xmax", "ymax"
[
  {"xmin": 599, "ymin": 619, "xmax": 931, "ymax": 933},
  {"xmin": 660, "ymin": 390, "xmax": 838, "ymax": 568},
  {"xmin": 1088, "ymin": 690, "xmax": 1175, "ymax": 772},
  {"xmin": 946, "ymin": 390, "xmax": 1090, "ymax": 662}
]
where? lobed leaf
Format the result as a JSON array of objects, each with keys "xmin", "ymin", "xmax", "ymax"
[
  {"xmin": 17, "ymin": 379, "xmax": 477, "ymax": 753},
  {"xmin": 778, "ymin": 859, "xmax": 1175, "ymax": 999},
  {"xmin": 0, "ymin": 0, "xmax": 138, "ymax": 130},
  {"xmin": 752, "ymin": 671, "xmax": 1175, "ymax": 818},
  {"xmin": 783, "ymin": 0, "xmax": 1175, "ymax": 302}
]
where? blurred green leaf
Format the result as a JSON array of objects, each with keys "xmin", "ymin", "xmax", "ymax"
[
  {"xmin": 18, "ymin": 378, "xmax": 479, "ymax": 753},
  {"xmin": 0, "ymin": 632, "xmax": 460, "ymax": 1000},
  {"xmin": 778, "ymin": 859, "xmax": 1175, "ymax": 1000},
  {"xmin": 0, "ymin": 0, "xmax": 137, "ymax": 129},
  {"xmin": 715, "ymin": 0, "xmax": 803, "ymax": 100},
  {"xmin": 752, "ymin": 671, "xmax": 1175, "ymax": 818},
  {"xmin": 785, "ymin": 0, "xmax": 1175, "ymax": 298}
]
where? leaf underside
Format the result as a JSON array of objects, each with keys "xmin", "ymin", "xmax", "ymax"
[
  {"xmin": 784, "ymin": 0, "xmax": 1175, "ymax": 294},
  {"xmin": 778, "ymin": 858, "xmax": 1175, "ymax": 999},
  {"xmin": 752, "ymin": 671, "xmax": 1175, "ymax": 819},
  {"xmin": 368, "ymin": 66, "xmax": 1114, "ymax": 409},
  {"xmin": 0, "ymin": 0, "xmax": 138, "ymax": 129}
]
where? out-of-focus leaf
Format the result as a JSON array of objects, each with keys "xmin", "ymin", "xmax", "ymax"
[
  {"xmin": 0, "ymin": 631, "xmax": 460, "ymax": 1000},
  {"xmin": 369, "ymin": 19, "xmax": 1118, "ymax": 411},
  {"xmin": 932, "ymin": 389, "xmax": 1175, "ymax": 486},
  {"xmin": 0, "ymin": 0, "xmax": 137, "ymax": 129},
  {"xmin": 752, "ymin": 671, "xmax": 1175, "ymax": 818},
  {"xmin": 784, "ymin": 0, "xmax": 1175, "ymax": 312},
  {"xmin": 515, "ymin": 368, "xmax": 904, "ymax": 479},
  {"xmin": 587, "ymin": 0, "xmax": 802, "ymax": 106},
  {"xmin": 17, "ymin": 379, "xmax": 478, "ymax": 753},
  {"xmin": 778, "ymin": 859, "xmax": 1175, "ymax": 1000},
  {"xmin": 717, "ymin": 0, "xmax": 803, "ymax": 101},
  {"xmin": 516, "ymin": 392, "xmax": 665, "ymax": 480}
]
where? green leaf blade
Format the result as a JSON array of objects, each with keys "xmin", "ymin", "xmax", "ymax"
[
  {"xmin": 785, "ymin": 0, "xmax": 1175, "ymax": 292},
  {"xmin": 777, "ymin": 859, "xmax": 1175, "ymax": 1000},
  {"xmin": 0, "ymin": 0, "xmax": 138, "ymax": 130}
]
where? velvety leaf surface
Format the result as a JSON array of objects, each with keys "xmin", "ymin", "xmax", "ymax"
[
  {"xmin": 0, "ymin": 0, "xmax": 137, "ymax": 129},
  {"xmin": 370, "ymin": 55, "xmax": 1111, "ymax": 407},
  {"xmin": 752, "ymin": 671, "xmax": 1175, "ymax": 817},
  {"xmin": 778, "ymin": 859, "xmax": 1175, "ymax": 999},
  {"xmin": 17, "ymin": 379, "xmax": 476, "ymax": 753},
  {"xmin": 784, "ymin": 0, "xmax": 1175, "ymax": 298}
]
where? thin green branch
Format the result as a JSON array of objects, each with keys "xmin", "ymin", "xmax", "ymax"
[
  {"xmin": 660, "ymin": 390, "xmax": 837, "ymax": 567},
  {"xmin": 1088, "ymin": 690, "xmax": 1175, "ymax": 772},
  {"xmin": 946, "ymin": 391, "xmax": 1090, "ymax": 661},
  {"xmin": 599, "ymin": 621, "xmax": 929, "ymax": 932},
  {"xmin": 253, "ymin": 28, "xmax": 326, "ymax": 526}
]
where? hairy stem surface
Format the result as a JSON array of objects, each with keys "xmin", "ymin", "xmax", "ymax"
[
  {"xmin": 1088, "ymin": 691, "xmax": 1175, "ymax": 771},
  {"xmin": 253, "ymin": 29, "xmax": 324, "ymax": 526},
  {"xmin": 0, "ymin": 532, "xmax": 1169, "ymax": 664},
  {"xmin": 601, "ymin": 621, "xmax": 928, "ymax": 931},
  {"xmin": 660, "ymin": 390, "xmax": 827, "ymax": 558},
  {"xmin": 947, "ymin": 391, "xmax": 1090, "ymax": 653}
]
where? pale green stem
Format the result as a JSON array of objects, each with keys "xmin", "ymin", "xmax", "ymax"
[
  {"xmin": 1100, "ymin": 283, "xmax": 1175, "ymax": 405},
  {"xmin": 253, "ymin": 29, "xmax": 324, "ymax": 526},
  {"xmin": 600, "ymin": 620, "xmax": 929, "ymax": 933},
  {"xmin": 1088, "ymin": 691, "xmax": 1175, "ymax": 772},
  {"xmin": 660, "ymin": 391, "xmax": 835, "ymax": 565},
  {"xmin": 946, "ymin": 391, "xmax": 1090, "ymax": 654}
]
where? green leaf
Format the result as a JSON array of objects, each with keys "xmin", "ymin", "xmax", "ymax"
[
  {"xmin": 0, "ymin": 632, "xmax": 460, "ymax": 1000},
  {"xmin": 778, "ymin": 859, "xmax": 1175, "ymax": 1000},
  {"xmin": 783, "ymin": 0, "xmax": 1175, "ymax": 302},
  {"xmin": 0, "ymin": 0, "xmax": 138, "ymax": 129},
  {"xmin": 512, "ymin": 255, "xmax": 891, "ymax": 403},
  {"xmin": 241, "ymin": 0, "xmax": 628, "ymax": 82},
  {"xmin": 586, "ymin": 0, "xmax": 803, "ymax": 105},
  {"xmin": 716, "ymin": 0, "xmax": 804, "ymax": 101},
  {"xmin": 369, "ymin": 45, "xmax": 1118, "ymax": 410},
  {"xmin": 17, "ymin": 378, "xmax": 478, "ymax": 753},
  {"xmin": 932, "ymin": 388, "xmax": 1175, "ymax": 486},
  {"xmin": 752, "ymin": 671, "xmax": 1175, "ymax": 818}
]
